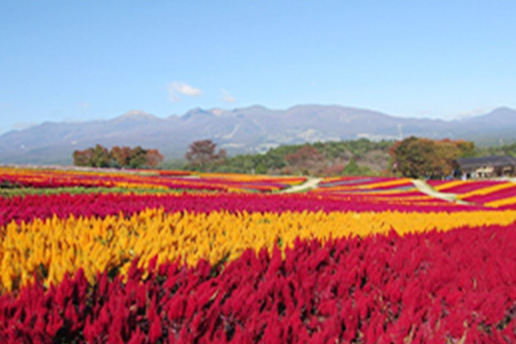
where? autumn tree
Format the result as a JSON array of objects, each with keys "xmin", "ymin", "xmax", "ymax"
[
  {"xmin": 73, "ymin": 148, "xmax": 95, "ymax": 167},
  {"xmin": 432, "ymin": 140, "xmax": 462, "ymax": 177},
  {"xmin": 322, "ymin": 163, "xmax": 345, "ymax": 177},
  {"xmin": 185, "ymin": 140, "xmax": 226, "ymax": 170},
  {"xmin": 391, "ymin": 137, "xmax": 473, "ymax": 178},
  {"xmin": 73, "ymin": 145, "xmax": 163, "ymax": 169},
  {"xmin": 144, "ymin": 149, "xmax": 165, "ymax": 168},
  {"xmin": 285, "ymin": 146, "xmax": 324, "ymax": 175},
  {"xmin": 455, "ymin": 140, "xmax": 476, "ymax": 157},
  {"xmin": 110, "ymin": 146, "xmax": 133, "ymax": 167}
]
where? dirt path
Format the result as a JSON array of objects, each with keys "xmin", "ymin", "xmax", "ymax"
[
  {"xmin": 283, "ymin": 177, "xmax": 322, "ymax": 193},
  {"xmin": 412, "ymin": 179, "xmax": 470, "ymax": 205}
]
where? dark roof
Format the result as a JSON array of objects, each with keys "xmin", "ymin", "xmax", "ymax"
[{"xmin": 456, "ymin": 156, "xmax": 516, "ymax": 170}]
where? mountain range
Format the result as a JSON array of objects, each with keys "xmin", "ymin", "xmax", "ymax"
[{"xmin": 1, "ymin": 105, "xmax": 515, "ymax": 164}]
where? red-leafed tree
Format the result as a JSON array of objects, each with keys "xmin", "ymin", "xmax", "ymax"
[
  {"xmin": 185, "ymin": 140, "xmax": 226, "ymax": 170},
  {"xmin": 73, "ymin": 144, "xmax": 110, "ymax": 167},
  {"xmin": 285, "ymin": 146, "xmax": 324, "ymax": 174},
  {"xmin": 110, "ymin": 146, "xmax": 133, "ymax": 167},
  {"xmin": 73, "ymin": 148, "xmax": 95, "ymax": 167}
]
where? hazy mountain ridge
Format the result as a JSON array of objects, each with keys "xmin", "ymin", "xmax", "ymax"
[{"xmin": 1, "ymin": 105, "xmax": 515, "ymax": 164}]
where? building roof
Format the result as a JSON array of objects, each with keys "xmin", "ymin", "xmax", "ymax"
[{"xmin": 456, "ymin": 156, "xmax": 516, "ymax": 170}]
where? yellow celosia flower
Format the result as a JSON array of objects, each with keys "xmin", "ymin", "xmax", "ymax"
[{"xmin": 1, "ymin": 208, "xmax": 516, "ymax": 293}]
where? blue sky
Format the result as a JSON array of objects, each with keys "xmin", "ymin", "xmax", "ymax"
[{"xmin": 1, "ymin": 0, "xmax": 515, "ymax": 134}]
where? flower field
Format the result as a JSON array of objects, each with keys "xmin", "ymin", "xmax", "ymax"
[
  {"xmin": 311, "ymin": 176, "xmax": 457, "ymax": 209},
  {"xmin": 1, "ymin": 166, "xmax": 516, "ymax": 343},
  {"xmin": 0, "ymin": 167, "xmax": 306, "ymax": 193},
  {"xmin": 428, "ymin": 179, "xmax": 516, "ymax": 209}
]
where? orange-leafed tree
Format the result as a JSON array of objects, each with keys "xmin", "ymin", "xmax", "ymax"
[
  {"xmin": 110, "ymin": 146, "xmax": 133, "ymax": 167},
  {"xmin": 145, "ymin": 149, "xmax": 164, "ymax": 168},
  {"xmin": 73, "ymin": 148, "xmax": 95, "ymax": 167}
]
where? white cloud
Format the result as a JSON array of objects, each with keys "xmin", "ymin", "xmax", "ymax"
[
  {"xmin": 221, "ymin": 89, "xmax": 235, "ymax": 103},
  {"xmin": 14, "ymin": 121, "xmax": 37, "ymax": 130},
  {"xmin": 455, "ymin": 107, "xmax": 492, "ymax": 119},
  {"xmin": 167, "ymin": 81, "xmax": 202, "ymax": 102}
]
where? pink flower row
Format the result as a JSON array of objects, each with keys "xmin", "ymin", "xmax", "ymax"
[{"xmin": 0, "ymin": 193, "xmax": 487, "ymax": 227}]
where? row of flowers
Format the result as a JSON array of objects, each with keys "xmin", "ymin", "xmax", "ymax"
[
  {"xmin": 2, "ymin": 207, "xmax": 516, "ymax": 292},
  {"xmin": 0, "ymin": 167, "xmax": 307, "ymax": 193},
  {"xmin": 319, "ymin": 176, "xmax": 406, "ymax": 187},
  {"xmin": 428, "ymin": 179, "xmax": 503, "ymax": 193},
  {"xmin": 311, "ymin": 177, "xmax": 450, "ymax": 210},
  {"xmin": 314, "ymin": 177, "xmax": 421, "ymax": 197},
  {"xmin": 199, "ymin": 172, "xmax": 307, "ymax": 185},
  {"xmin": 0, "ymin": 192, "xmax": 493, "ymax": 228},
  {"xmin": 428, "ymin": 179, "xmax": 516, "ymax": 209},
  {"xmin": 2, "ymin": 225, "xmax": 516, "ymax": 342}
]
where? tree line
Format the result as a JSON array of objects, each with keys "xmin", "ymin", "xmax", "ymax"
[
  {"xmin": 73, "ymin": 145, "xmax": 163, "ymax": 168},
  {"xmin": 182, "ymin": 137, "xmax": 480, "ymax": 179},
  {"xmin": 182, "ymin": 138, "xmax": 393, "ymax": 176},
  {"xmin": 76, "ymin": 136, "xmax": 514, "ymax": 178}
]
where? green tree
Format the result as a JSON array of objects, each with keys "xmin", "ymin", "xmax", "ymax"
[
  {"xmin": 255, "ymin": 161, "xmax": 268, "ymax": 174},
  {"xmin": 128, "ymin": 146, "xmax": 148, "ymax": 168},
  {"xmin": 342, "ymin": 159, "xmax": 373, "ymax": 176},
  {"xmin": 392, "ymin": 137, "xmax": 436, "ymax": 178},
  {"xmin": 92, "ymin": 145, "xmax": 111, "ymax": 167},
  {"xmin": 342, "ymin": 159, "xmax": 361, "ymax": 176}
]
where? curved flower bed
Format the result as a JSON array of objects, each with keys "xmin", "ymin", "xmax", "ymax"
[{"xmin": 428, "ymin": 179, "xmax": 516, "ymax": 208}]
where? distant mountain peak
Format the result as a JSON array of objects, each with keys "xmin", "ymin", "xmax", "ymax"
[
  {"xmin": 287, "ymin": 104, "xmax": 342, "ymax": 111},
  {"xmin": 113, "ymin": 110, "xmax": 158, "ymax": 121},
  {"xmin": 211, "ymin": 108, "xmax": 224, "ymax": 116},
  {"xmin": 493, "ymin": 106, "xmax": 513, "ymax": 111},
  {"xmin": 462, "ymin": 107, "xmax": 516, "ymax": 123},
  {"xmin": 232, "ymin": 105, "xmax": 271, "ymax": 113},
  {"xmin": 488, "ymin": 106, "xmax": 515, "ymax": 116},
  {"xmin": 1, "ymin": 104, "xmax": 515, "ymax": 164},
  {"xmin": 181, "ymin": 107, "xmax": 214, "ymax": 120}
]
